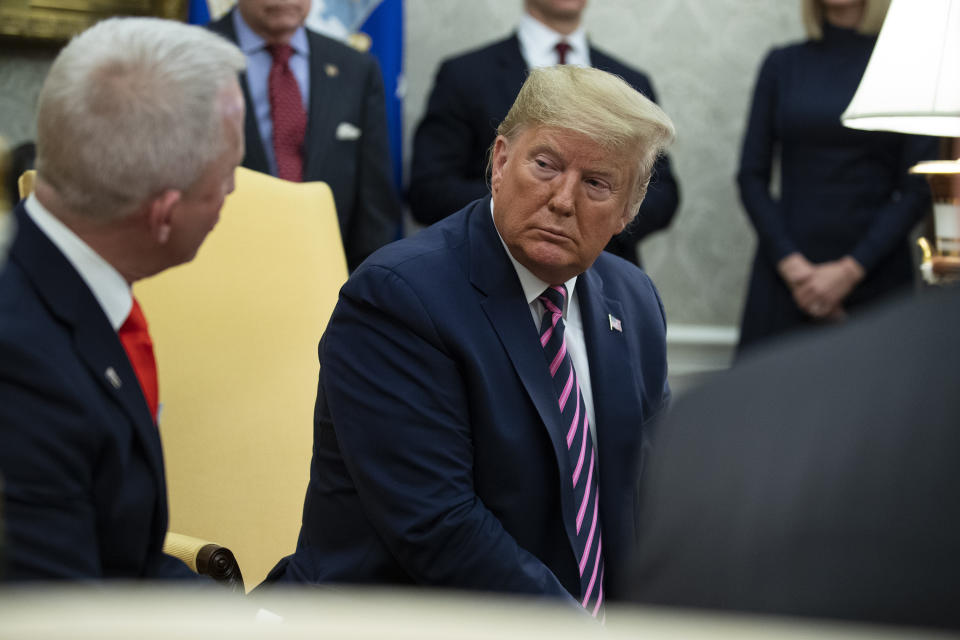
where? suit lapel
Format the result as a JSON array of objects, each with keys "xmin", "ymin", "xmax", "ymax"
[
  {"xmin": 212, "ymin": 11, "xmax": 271, "ymax": 174},
  {"xmin": 496, "ymin": 35, "xmax": 533, "ymax": 115},
  {"xmin": 11, "ymin": 206, "xmax": 168, "ymax": 494},
  {"xmin": 73, "ymin": 322, "xmax": 166, "ymax": 484},
  {"xmin": 467, "ymin": 201, "xmax": 577, "ymax": 521},
  {"xmin": 588, "ymin": 44, "xmax": 612, "ymax": 74},
  {"xmin": 579, "ymin": 267, "xmax": 643, "ymax": 469},
  {"xmin": 577, "ymin": 266, "xmax": 645, "ymax": 572},
  {"xmin": 302, "ymin": 31, "xmax": 337, "ymax": 180},
  {"xmin": 239, "ymin": 73, "xmax": 271, "ymax": 174}
]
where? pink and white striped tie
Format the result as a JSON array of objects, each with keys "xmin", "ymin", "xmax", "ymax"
[{"xmin": 538, "ymin": 284, "xmax": 605, "ymax": 616}]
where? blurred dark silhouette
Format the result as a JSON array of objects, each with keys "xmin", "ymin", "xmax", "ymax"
[{"xmin": 624, "ymin": 286, "xmax": 960, "ymax": 631}]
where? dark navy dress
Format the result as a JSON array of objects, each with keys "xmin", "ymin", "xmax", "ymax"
[{"xmin": 736, "ymin": 23, "xmax": 937, "ymax": 352}]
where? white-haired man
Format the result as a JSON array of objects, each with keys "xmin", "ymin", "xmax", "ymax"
[
  {"xmin": 266, "ymin": 66, "xmax": 674, "ymax": 615},
  {"xmin": 0, "ymin": 17, "xmax": 246, "ymax": 580}
]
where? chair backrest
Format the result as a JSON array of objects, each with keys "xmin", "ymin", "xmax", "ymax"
[
  {"xmin": 17, "ymin": 169, "xmax": 36, "ymax": 200},
  {"xmin": 135, "ymin": 167, "xmax": 347, "ymax": 590}
]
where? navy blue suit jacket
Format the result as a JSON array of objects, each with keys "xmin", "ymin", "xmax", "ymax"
[
  {"xmin": 0, "ymin": 204, "xmax": 194, "ymax": 580},
  {"xmin": 266, "ymin": 197, "xmax": 669, "ymax": 600},
  {"xmin": 209, "ymin": 11, "xmax": 401, "ymax": 272},
  {"xmin": 409, "ymin": 34, "xmax": 679, "ymax": 265}
]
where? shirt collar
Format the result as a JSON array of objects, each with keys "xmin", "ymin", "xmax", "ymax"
[
  {"xmin": 232, "ymin": 8, "xmax": 309, "ymax": 57},
  {"xmin": 517, "ymin": 11, "xmax": 590, "ymax": 69},
  {"xmin": 490, "ymin": 198, "xmax": 577, "ymax": 316},
  {"xmin": 24, "ymin": 193, "xmax": 132, "ymax": 330}
]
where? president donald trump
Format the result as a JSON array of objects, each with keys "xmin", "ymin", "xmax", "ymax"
[{"xmin": 267, "ymin": 66, "xmax": 675, "ymax": 614}]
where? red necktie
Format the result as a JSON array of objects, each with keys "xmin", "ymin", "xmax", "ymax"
[
  {"xmin": 119, "ymin": 297, "xmax": 159, "ymax": 422},
  {"xmin": 538, "ymin": 285, "xmax": 605, "ymax": 617},
  {"xmin": 267, "ymin": 43, "xmax": 307, "ymax": 182},
  {"xmin": 555, "ymin": 41, "xmax": 572, "ymax": 65}
]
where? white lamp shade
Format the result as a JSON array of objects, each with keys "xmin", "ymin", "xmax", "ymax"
[{"xmin": 842, "ymin": 0, "xmax": 960, "ymax": 137}]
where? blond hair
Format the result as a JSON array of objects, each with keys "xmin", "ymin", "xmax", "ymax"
[
  {"xmin": 802, "ymin": 0, "xmax": 890, "ymax": 40},
  {"xmin": 494, "ymin": 65, "xmax": 675, "ymax": 214},
  {"xmin": 36, "ymin": 17, "xmax": 246, "ymax": 220}
]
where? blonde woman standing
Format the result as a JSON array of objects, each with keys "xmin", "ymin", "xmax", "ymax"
[{"xmin": 736, "ymin": 0, "xmax": 937, "ymax": 355}]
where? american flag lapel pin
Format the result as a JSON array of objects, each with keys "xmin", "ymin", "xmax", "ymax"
[{"xmin": 608, "ymin": 314, "xmax": 622, "ymax": 332}]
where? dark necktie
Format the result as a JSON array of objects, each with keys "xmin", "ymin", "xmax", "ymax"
[
  {"xmin": 267, "ymin": 43, "xmax": 306, "ymax": 182},
  {"xmin": 537, "ymin": 285, "xmax": 605, "ymax": 617},
  {"xmin": 119, "ymin": 297, "xmax": 159, "ymax": 422},
  {"xmin": 555, "ymin": 41, "xmax": 572, "ymax": 65}
]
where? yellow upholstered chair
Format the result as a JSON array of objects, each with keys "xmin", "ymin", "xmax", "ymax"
[{"xmin": 135, "ymin": 167, "xmax": 347, "ymax": 590}]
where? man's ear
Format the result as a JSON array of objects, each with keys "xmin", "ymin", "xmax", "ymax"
[
  {"xmin": 490, "ymin": 136, "xmax": 509, "ymax": 195},
  {"xmin": 146, "ymin": 189, "xmax": 182, "ymax": 245}
]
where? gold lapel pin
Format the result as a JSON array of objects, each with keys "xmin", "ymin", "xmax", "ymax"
[{"xmin": 325, "ymin": 63, "xmax": 339, "ymax": 77}]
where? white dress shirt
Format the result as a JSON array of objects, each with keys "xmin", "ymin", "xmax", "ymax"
[
  {"xmin": 517, "ymin": 12, "xmax": 591, "ymax": 69},
  {"xmin": 490, "ymin": 200, "xmax": 598, "ymax": 448},
  {"xmin": 24, "ymin": 194, "xmax": 131, "ymax": 330}
]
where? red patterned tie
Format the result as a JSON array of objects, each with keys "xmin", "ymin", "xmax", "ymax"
[
  {"xmin": 538, "ymin": 285, "xmax": 605, "ymax": 617},
  {"xmin": 267, "ymin": 43, "xmax": 306, "ymax": 182},
  {"xmin": 119, "ymin": 297, "xmax": 159, "ymax": 423},
  {"xmin": 555, "ymin": 41, "xmax": 572, "ymax": 65}
]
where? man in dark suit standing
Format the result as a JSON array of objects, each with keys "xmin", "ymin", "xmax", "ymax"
[
  {"xmin": 208, "ymin": 0, "xmax": 400, "ymax": 272},
  {"xmin": 0, "ymin": 17, "xmax": 246, "ymax": 580},
  {"xmin": 409, "ymin": 0, "xmax": 679, "ymax": 266},
  {"xmin": 266, "ymin": 66, "xmax": 675, "ymax": 614},
  {"xmin": 623, "ymin": 288, "xmax": 960, "ymax": 630}
]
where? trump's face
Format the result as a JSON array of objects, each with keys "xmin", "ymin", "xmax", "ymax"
[
  {"xmin": 491, "ymin": 126, "xmax": 634, "ymax": 285},
  {"xmin": 237, "ymin": 0, "xmax": 310, "ymax": 44}
]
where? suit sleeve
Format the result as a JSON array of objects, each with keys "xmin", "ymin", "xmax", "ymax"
[
  {"xmin": 320, "ymin": 265, "xmax": 575, "ymax": 599},
  {"xmin": 151, "ymin": 552, "xmax": 203, "ymax": 580},
  {"xmin": 408, "ymin": 61, "xmax": 492, "ymax": 225},
  {"xmin": 737, "ymin": 49, "xmax": 799, "ymax": 266},
  {"xmin": 342, "ymin": 57, "xmax": 402, "ymax": 271},
  {"xmin": 651, "ymin": 279, "xmax": 671, "ymax": 412},
  {"xmin": 0, "ymin": 338, "xmax": 105, "ymax": 579},
  {"xmin": 848, "ymin": 133, "xmax": 937, "ymax": 272}
]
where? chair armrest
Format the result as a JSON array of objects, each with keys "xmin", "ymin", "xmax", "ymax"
[{"xmin": 164, "ymin": 532, "xmax": 244, "ymax": 591}]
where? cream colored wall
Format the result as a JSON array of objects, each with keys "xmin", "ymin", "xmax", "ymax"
[
  {"xmin": 404, "ymin": 0, "xmax": 805, "ymax": 328},
  {"xmin": 0, "ymin": 47, "xmax": 53, "ymax": 147},
  {"xmin": 0, "ymin": 0, "xmax": 806, "ymax": 328}
]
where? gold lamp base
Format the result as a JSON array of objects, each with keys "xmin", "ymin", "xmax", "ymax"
[{"xmin": 911, "ymin": 160, "xmax": 960, "ymax": 285}]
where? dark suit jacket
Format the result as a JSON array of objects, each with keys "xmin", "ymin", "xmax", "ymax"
[
  {"xmin": 0, "ymin": 203, "xmax": 194, "ymax": 580},
  {"xmin": 624, "ymin": 287, "xmax": 960, "ymax": 629},
  {"xmin": 408, "ymin": 34, "xmax": 679, "ymax": 265},
  {"xmin": 265, "ymin": 196, "xmax": 670, "ymax": 599},
  {"xmin": 209, "ymin": 11, "xmax": 401, "ymax": 271}
]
